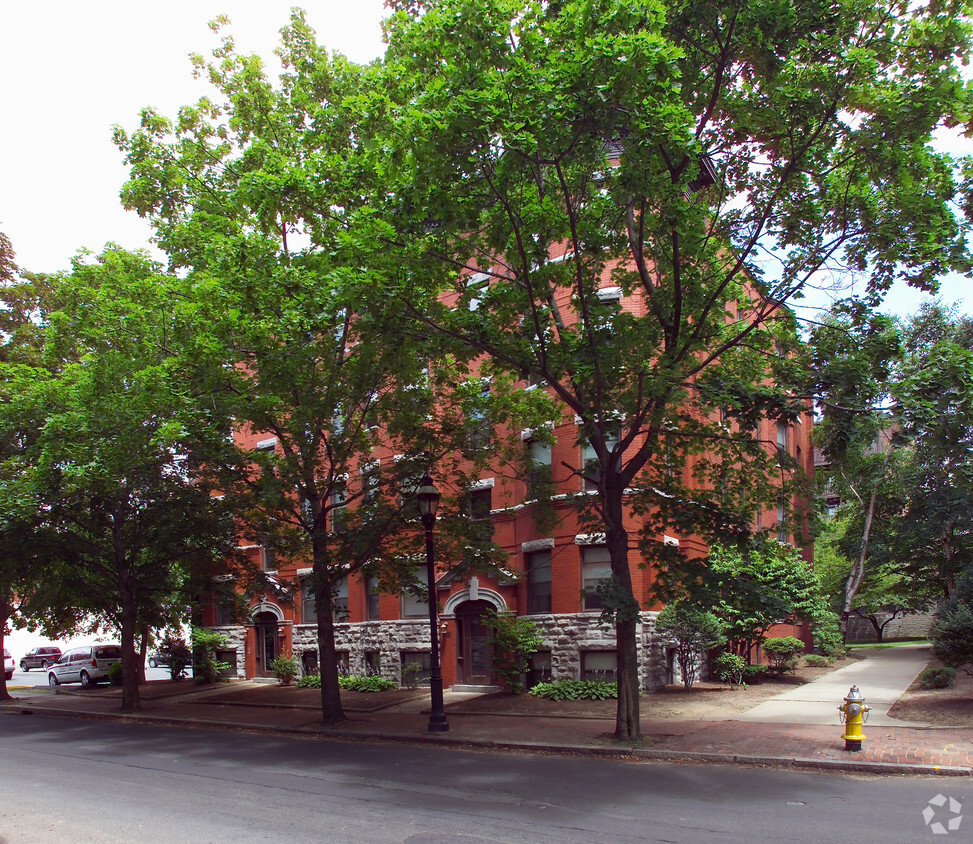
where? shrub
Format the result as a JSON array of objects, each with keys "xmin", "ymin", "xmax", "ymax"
[
  {"xmin": 156, "ymin": 634, "xmax": 192, "ymax": 681},
  {"xmin": 338, "ymin": 675, "xmax": 397, "ymax": 692},
  {"xmin": 932, "ymin": 602, "xmax": 973, "ymax": 674},
  {"xmin": 803, "ymin": 654, "xmax": 834, "ymax": 668},
  {"xmin": 762, "ymin": 637, "xmax": 806, "ymax": 673},
  {"xmin": 742, "ymin": 664, "xmax": 768, "ymax": 684},
  {"xmin": 107, "ymin": 661, "xmax": 123, "ymax": 686},
  {"xmin": 482, "ymin": 610, "xmax": 542, "ymax": 695},
  {"xmin": 268, "ymin": 654, "xmax": 299, "ymax": 686},
  {"xmin": 191, "ymin": 627, "xmax": 231, "ymax": 683},
  {"xmin": 528, "ymin": 679, "xmax": 617, "ymax": 701},
  {"xmin": 711, "ymin": 652, "xmax": 746, "ymax": 687},
  {"xmin": 654, "ymin": 602, "xmax": 726, "ymax": 691},
  {"xmin": 918, "ymin": 666, "xmax": 956, "ymax": 690},
  {"xmin": 297, "ymin": 674, "xmax": 321, "ymax": 688}
]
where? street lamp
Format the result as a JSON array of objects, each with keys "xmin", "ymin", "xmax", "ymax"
[{"xmin": 416, "ymin": 472, "xmax": 449, "ymax": 733}]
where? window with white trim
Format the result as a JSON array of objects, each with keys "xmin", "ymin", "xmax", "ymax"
[{"xmin": 581, "ymin": 546, "xmax": 612, "ymax": 610}]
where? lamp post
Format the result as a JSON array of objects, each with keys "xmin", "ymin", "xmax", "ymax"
[{"xmin": 416, "ymin": 472, "xmax": 449, "ymax": 733}]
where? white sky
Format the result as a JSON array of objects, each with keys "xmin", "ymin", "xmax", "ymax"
[
  {"xmin": 1, "ymin": 0, "xmax": 970, "ymax": 326},
  {"xmin": 0, "ymin": 2, "xmax": 388, "ymax": 275}
]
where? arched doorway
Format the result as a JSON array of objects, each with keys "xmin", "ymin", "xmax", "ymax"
[
  {"xmin": 454, "ymin": 600, "xmax": 495, "ymax": 686},
  {"xmin": 253, "ymin": 611, "xmax": 279, "ymax": 678}
]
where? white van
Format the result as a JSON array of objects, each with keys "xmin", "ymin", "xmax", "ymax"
[{"xmin": 47, "ymin": 645, "xmax": 122, "ymax": 687}]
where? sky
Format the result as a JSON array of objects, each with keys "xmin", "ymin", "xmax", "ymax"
[{"xmin": 1, "ymin": 2, "xmax": 970, "ymax": 322}]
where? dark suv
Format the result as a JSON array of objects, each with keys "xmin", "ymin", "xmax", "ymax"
[{"xmin": 20, "ymin": 646, "xmax": 62, "ymax": 671}]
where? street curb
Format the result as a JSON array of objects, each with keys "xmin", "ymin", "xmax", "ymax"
[{"xmin": 5, "ymin": 703, "xmax": 970, "ymax": 777}]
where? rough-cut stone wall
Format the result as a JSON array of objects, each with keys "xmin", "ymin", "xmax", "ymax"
[
  {"xmin": 845, "ymin": 610, "xmax": 935, "ymax": 642},
  {"xmin": 210, "ymin": 625, "xmax": 247, "ymax": 678},
  {"xmin": 221, "ymin": 611, "xmax": 671, "ymax": 690}
]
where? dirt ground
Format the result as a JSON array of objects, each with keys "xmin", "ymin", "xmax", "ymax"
[{"xmin": 887, "ymin": 659, "xmax": 973, "ymax": 727}]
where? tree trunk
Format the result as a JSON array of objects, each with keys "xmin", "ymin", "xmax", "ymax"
[
  {"xmin": 315, "ymin": 577, "xmax": 346, "ymax": 726},
  {"xmin": 0, "ymin": 596, "xmax": 12, "ymax": 702},
  {"xmin": 118, "ymin": 572, "xmax": 141, "ymax": 712},
  {"xmin": 604, "ymin": 480, "xmax": 641, "ymax": 742}
]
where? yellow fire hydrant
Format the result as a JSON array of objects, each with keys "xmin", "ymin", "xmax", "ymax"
[{"xmin": 838, "ymin": 685, "xmax": 870, "ymax": 751}]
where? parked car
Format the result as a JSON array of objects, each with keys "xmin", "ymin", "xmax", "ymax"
[
  {"xmin": 47, "ymin": 644, "xmax": 122, "ymax": 687},
  {"xmin": 19, "ymin": 646, "xmax": 62, "ymax": 672},
  {"xmin": 3, "ymin": 649, "xmax": 13, "ymax": 681},
  {"xmin": 147, "ymin": 651, "xmax": 192, "ymax": 669}
]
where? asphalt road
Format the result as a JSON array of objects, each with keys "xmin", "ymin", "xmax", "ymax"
[{"xmin": 0, "ymin": 713, "xmax": 967, "ymax": 843}]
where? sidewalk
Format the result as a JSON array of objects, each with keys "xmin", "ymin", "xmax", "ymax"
[{"xmin": 3, "ymin": 647, "xmax": 970, "ymax": 778}]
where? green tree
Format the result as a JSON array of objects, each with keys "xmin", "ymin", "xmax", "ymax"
[
  {"xmin": 20, "ymin": 248, "xmax": 244, "ymax": 712},
  {"xmin": 114, "ymin": 16, "xmax": 549, "ymax": 724},
  {"xmin": 654, "ymin": 603, "xmax": 725, "ymax": 691},
  {"xmin": 375, "ymin": 0, "xmax": 973, "ymax": 741}
]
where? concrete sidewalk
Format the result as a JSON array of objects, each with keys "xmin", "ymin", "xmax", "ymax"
[
  {"xmin": 3, "ymin": 645, "xmax": 970, "ymax": 778},
  {"xmin": 737, "ymin": 643, "xmax": 933, "ymax": 726}
]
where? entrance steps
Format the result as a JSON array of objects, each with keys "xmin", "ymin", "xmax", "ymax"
[{"xmin": 450, "ymin": 684, "xmax": 502, "ymax": 694}]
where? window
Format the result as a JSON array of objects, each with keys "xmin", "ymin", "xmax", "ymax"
[
  {"xmin": 526, "ymin": 438, "xmax": 552, "ymax": 499},
  {"xmin": 401, "ymin": 651, "xmax": 432, "ymax": 686},
  {"xmin": 582, "ymin": 428, "xmax": 619, "ymax": 492},
  {"xmin": 214, "ymin": 596, "xmax": 237, "ymax": 626},
  {"xmin": 333, "ymin": 576, "xmax": 349, "ymax": 621},
  {"xmin": 468, "ymin": 487, "xmax": 493, "ymax": 520},
  {"xmin": 581, "ymin": 546, "xmax": 612, "ymax": 610},
  {"xmin": 304, "ymin": 577, "xmax": 347, "ymax": 622},
  {"xmin": 467, "ymin": 385, "xmax": 491, "ymax": 453},
  {"xmin": 364, "ymin": 650, "xmax": 381, "ymax": 676},
  {"xmin": 527, "ymin": 549, "xmax": 552, "ymax": 614},
  {"xmin": 777, "ymin": 498, "xmax": 788, "ymax": 544},
  {"xmin": 328, "ymin": 482, "xmax": 347, "ymax": 533},
  {"xmin": 582, "ymin": 650, "xmax": 617, "ymax": 681},
  {"xmin": 362, "ymin": 464, "xmax": 380, "ymax": 504},
  {"xmin": 776, "ymin": 422, "xmax": 788, "ymax": 456},
  {"xmin": 365, "ymin": 574, "xmax": 380, "ymax": 621},
  {"xmin": 527, "ymin": 651, "xmax": 552, "ymax": 689},
  {"xmin": 260, "ymin": 537, "xmax": 276, "ymax": 572},
  {"xmin": 401, "ymin": 565, "xmax": 430, "ymax": 617},
  {"xmin": 302, "ymin": 582, "xmax": 317, "ymax": 623}
]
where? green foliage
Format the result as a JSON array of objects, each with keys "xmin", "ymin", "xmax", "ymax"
[
  {"xmin": 107, "ymin": 662, "xmax": 123, "ymax": 686},
  {"xmin": 482, "ymin": 609, "xmax": 543, "ymax": 695},
  {"xmin": 918, "ymin": 666, "xmax": 956, "ymax": 690},
  {"xmin": 803, "ymin": 654, "xmax": 834, "ymax": 668},
  {"xmin": 711, "ymin": 652, "xmax": 746, "ymax": 688},
  {"xmin": 297, "ymin": 674, "xmax": 321, "ymax": 689},
  {"xmin": 337, "ymin": 675, "xmax": 397, "ymax": 692},
  {"xmin": 742, "ymin": 664, "xmax": 768, "ymax": 684},
  {"xmin": 191, "ymin": 627, "xmax": 231, "ymax": 684},
  {"xmin": 156, "ymin": 634, "xmax": 192, "ymax": 681},
  {"xmin": 268, "ymin": 654, "xmax": 299, "ymax": 686},
  {"xmin": 932, "ymin": 602, "xmax": 973, "ymax": 674},
  {"xmin": 655, "ymin": 602, "xmax": 726, "ymax": 690},
  {"xmin": 762, "ymin": 637, "xmax": 806, "ymax": 673},
  {"xmin": 528, "ymin": 679, "xmax": 618, "ymax": 701}
]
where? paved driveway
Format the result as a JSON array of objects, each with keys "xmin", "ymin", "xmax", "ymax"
[{"xmin": 737, "ymin": 643, "xmax": 932, "ymax": 726}]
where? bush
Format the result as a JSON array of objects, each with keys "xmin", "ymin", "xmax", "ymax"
[
  {"xmin": 742, "ymin": 664, "xmax": 768, "ymax": 684},
  {"xmin": 482, "ymin": 610, "xmax": 542, "ymax": 695},
  {"xmin": 655, "ymin": 602, "xmax": 726, "ymax": 691},
  {"xmin": 762, "ymin": 637, "xmax": 806, "ymax": 673},
  {"xmin": 191, "ymin": 627, "xmax": 231, "ymax": 683},
  {"xmin": 156, "ymin": 634, "xmax": 192, "ymax": 681},
  {"xmin": 803, "ymin": 654, "xmax": 834, "ymax": 668},
  {"xmin": 338, "ymin": 675, "xmax": 397, "ymax": 692},
  {"xmin": 297, "ymin": 674, "xmax": 321, "ymax": 688},
  {"xmin": 107, "ymin": 662, "xmax": 123, "ymax": 686},
  {"xmin": 711, "ymin": 652, "xmax": 746, "ymax": 687},
  {"xmin": 268, "ymin": 654, "xmax": 299, "ymax": 686},
  {"xmin": 932, "ymin": 602, "xmax": 973, "ymax": 673},
  {"xmin": 528, "ymin": 679, "xmax": 617, "ymax": 701},
  {"xmin": 918, "ymin": 666, "xmax": 956, "ymax": 690}
]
